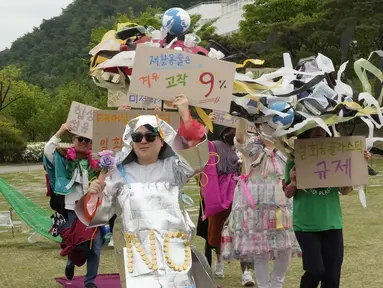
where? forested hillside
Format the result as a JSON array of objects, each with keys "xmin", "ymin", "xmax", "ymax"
[{"xmin": 0, "ymin": 0, "xmax": 200, "ymax": 89}]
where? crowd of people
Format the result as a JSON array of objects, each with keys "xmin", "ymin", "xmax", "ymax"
[{"xmin": 44, "ymin": 94, "xmax": 371, "ymax": 288}]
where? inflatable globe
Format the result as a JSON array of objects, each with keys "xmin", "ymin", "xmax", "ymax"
[
  {"xmin": 162, "ymin": 8, "xmax": 191, "ymax": 35},
  {"xmin": 267, "ymin": 102, "xmax": 295, "ymax": 129}
]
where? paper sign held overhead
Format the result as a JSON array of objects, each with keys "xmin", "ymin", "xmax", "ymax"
[
  {"xmin": 108, "ymin": 89, "xmax": 176, "ymax": 110},
  {"xmin": 129, "ymin": 45, "xmax": 236, "ymax": 112},
  {"xmin": 294, "ymin": 136, "xmax": 368, "ymax": 189},
  {"xmin": 66, "ymin": 101, "xmax": 99, "ymax": 139},
  {"xmin": 92, "ymin": 110, "xmax": 180, "ymax": 154}
]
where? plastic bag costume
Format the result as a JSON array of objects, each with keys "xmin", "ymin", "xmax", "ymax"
[
  {"xmin": 221, "ymin": 134, "xmax": 297, "ymax": 261},
  {"xmin": 75, "ymin": 115, "xmax": 216, "ymax": 288}
]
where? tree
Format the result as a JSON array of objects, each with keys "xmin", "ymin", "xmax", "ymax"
[
  {"xmin": 0, "ymin": 66, "xmax": 25, "ymax": 112},
  {"xmin": 239, "ymin": 0, "xmax": 383, "ymax": 67},
  {"xmin": 48, "ymin": 81, "xmax": 106, "ymax": 137},
  {"xmin": 0, "ymin": 66, "xmax": 54, "ymax": 141}
]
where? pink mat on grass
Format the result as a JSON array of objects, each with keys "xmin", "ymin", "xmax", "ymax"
[{"xmin": 55, "ymin": 274, "xmax": 121, "ymax": 287}]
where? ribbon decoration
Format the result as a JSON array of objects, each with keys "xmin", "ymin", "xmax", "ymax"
[
  {"xmin": 272, "ymin": 111, "xmax": 332, "ymax": 137},
  {"xmin": 354, "ymin": 58, "xmax": 383, "ymax": 105},
  {"xmin": 195, "ymin": 106, "xmax": 213, "ymax": 133},
  {"xmin": 238, "ymin": 174, "xmax": 255, "ymax": 208},
  {"xmin": 236, "ymin": 59, "xmax": 265, "ymax": 69},
  {"xmin": 181, "ymin": 193, "xmax": 194, "ymax": 206},
  {"xmin": 275, "ymin": 208, "xmax": 284, "ymax": 230},
  {"xmin": 155, "ymin": 115, "xmax": 166, "ymax": 139},
  {"xmin": 357, "ymin": 185, "xmax": 367, "ymax": 209},
  {"xmin": 335, "ymin": 61, "xmax": 353, "ymax": 100}
]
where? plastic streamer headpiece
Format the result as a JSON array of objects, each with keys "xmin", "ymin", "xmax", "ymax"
[{"xmin": 155, "ymin": 114, "xmax": 165, "ymax": 139}]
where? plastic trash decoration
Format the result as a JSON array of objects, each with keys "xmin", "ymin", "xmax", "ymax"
[{"xmin": 88, "ymin": 8, "xmax": 383, "ymax": 148}]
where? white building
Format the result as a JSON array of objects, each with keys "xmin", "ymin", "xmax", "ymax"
[{"xmin": 186, "ymin": 0, "xmax": 255, "ymax": 36}]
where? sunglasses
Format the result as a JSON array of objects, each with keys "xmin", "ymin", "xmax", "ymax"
[
  {"xmin": 131, "ymin": 132, "xmax": 158, "ymax": 143},
  {"xmin": 76, "ymin": 137, "xmax": 91, "ymax": 143}
]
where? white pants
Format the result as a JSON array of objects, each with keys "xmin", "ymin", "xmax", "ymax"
[{"xmin": 253, "ymin": 250, "xmax": 292, "ymax": 288}]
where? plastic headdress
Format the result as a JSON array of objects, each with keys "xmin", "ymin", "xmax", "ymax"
[{"xmin": 116, "ymin": 115, "xmax": 176, "ymax": 164}]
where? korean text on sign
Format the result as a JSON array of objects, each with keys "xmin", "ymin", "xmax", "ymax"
[
  {"xmin": 92, "ymin": 110, "xmax": 180, "ymax": 154},
  {"xmin": 294, "ymin": 136, "xmax": 368, "ymax": 189},
  {"xmin": 99, "ymin": 137, "xmax": 123, "ymax": 151},
  {"xmin": 129, "ymin": 45, "xmax": 236, "ymax": 112},
  {"xmin": 66, "ymin": 101, "xmax": 99, "ymax": 139},
  {"xmin": 298, "ymin": 139, "xmax": 364, "ymax": 161}
]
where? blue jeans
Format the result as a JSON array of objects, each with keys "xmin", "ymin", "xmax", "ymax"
[{"xmin": 64, "ymin": 210, "xmax": 102, "ymax": 285}]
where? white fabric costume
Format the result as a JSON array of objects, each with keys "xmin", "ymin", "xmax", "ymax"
[{"xmin": 76, "ymin": 115, "xmax": 215, "ymax": 288}]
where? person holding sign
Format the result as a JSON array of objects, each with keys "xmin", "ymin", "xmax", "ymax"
[
  {"xmin": 283, "ymin": 127, "xmax": 371, "ymax": 288},
  {"xmin": 43, "ymin": 125, "xmax": 101, "ymax": 288},
  {"xmin": 223, "ymin": 118, "xmax": 296, "ymax": 288},
  {"xmin": 75, "ymin": 94, "xmax": 216, "ymax": 288}
]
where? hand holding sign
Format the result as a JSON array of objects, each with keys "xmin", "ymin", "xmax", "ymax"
[
  {"xmin": 172, "ymin": 94, "xmax": 189, "ymax": 121},
  {"xmin": 55, "ymin": 123, "xmax": 72, "ymax": 138},
  {"xmin": 294, "ymin": 136, "xmax": 368, "ymax": 189}
]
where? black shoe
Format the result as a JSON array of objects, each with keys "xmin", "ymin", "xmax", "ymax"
[
  {"xmin": 65, "ymin": 263, "xmax": 75, "ymax": 280},
  {"xmin": 85, "ymin": 283, "xmax": 97, "ymax": 288}
]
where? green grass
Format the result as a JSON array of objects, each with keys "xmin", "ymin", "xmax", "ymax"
[{"xmin": 0, "ymin": 158, "xmax": 383, "ymax": 287}]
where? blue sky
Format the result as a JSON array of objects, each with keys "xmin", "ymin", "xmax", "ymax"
[{"xmin": 0, "ymin": 0, "xmax": 73, "ymax": 50}]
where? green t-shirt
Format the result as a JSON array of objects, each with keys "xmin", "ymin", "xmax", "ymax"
[{"xmin": 285, "ymin": 159, "xmax": 343, "ymax": 232}]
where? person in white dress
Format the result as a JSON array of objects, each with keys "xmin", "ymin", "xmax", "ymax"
[{"xmin": 76, "ymin": 94, "xmax": 216, "ymax": 288}]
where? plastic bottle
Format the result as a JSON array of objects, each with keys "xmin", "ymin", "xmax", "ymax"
[{"xmin": 221, "ymin": 229, "xmax": 233, "ymax": 260}]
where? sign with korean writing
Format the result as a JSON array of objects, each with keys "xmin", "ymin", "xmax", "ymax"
[
  {"xmin": 108, "ymin": 89, "xmax": 176, "ymax": 110},
  {"xmin": 92, "ymin": 110, "xmax": 180, "ymax": 154},
  {"xmin": 66, "ymin": 101, "xmax": 99, "ymax": 139},
  {"xmin": 129, "ymin": 45, "xmax": 236, "ymax": 112},
  {"xmin": 212, "ymin": 110, "xmax": 257, "ymax": 133},
  {"xmin": 294, "ymin": 136, "xmax": 368, "ymax": 189}
]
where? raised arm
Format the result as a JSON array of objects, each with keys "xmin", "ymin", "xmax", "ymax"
[
  {"xmin": 44, "ymin": 123, "xmax": 71, "ymax": 163},
  {"xmin": 235, "ymin": 118, "xmax": 247, "ymax": 145},
  {"xmin": 234, "ymin": 119, "xmax": 263, "ymax": 158},
  {"xmin": 171, "ymin": 95, "xmax": 209, "ymax": 182}
]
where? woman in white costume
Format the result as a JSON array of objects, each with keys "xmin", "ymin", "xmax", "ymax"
[{"xmin": 76, "ymin": 94, "xmax": 216, "ymax": 288}]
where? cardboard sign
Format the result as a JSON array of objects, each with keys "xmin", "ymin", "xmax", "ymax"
[
  {"xmin": 108, "ymin": 89, "xmax": 176, "ymax": 110},
  {"xmin": 294, "ymin": 136, "xmax": 368, "ymax": 189},
  {"xmin": 92, "ymin": 110, "xmax": 180, "ymax": 154},
  {"xmin": 212, "ymin": 110, "xmax": 257, "ymax": 133},
  {"xmin": 129, "ymin": 45, "xmax": 236, "ymax": 112},
  {"xmin": 66, "ymin": 101, "xmax": 99, "ymax": 139}
]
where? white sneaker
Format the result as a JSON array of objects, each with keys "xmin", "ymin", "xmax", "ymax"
[
  {"xmin": 214, "ymin": 262, "xmax": 224, "ymax": 278},
  {"xmin": 108, "ymin": 238, "xmax": 114, "ymax": 247},
  {"xmin": 242, "ymin": 270, "xmax": 255, "ymax": 287}
]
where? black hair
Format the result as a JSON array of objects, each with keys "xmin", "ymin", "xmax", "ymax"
[{"xmin": 219, "ymin": 127, "xmax": 235, "ymax": 147}]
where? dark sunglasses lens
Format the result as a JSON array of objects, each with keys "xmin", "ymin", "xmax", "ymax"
[
  {"xmin": 145, "ymin": 132, "xmax": 157, "ymax": 142},
  {"xmin": 77, "ymin": 137, "xmax": 91, "ymax": 143},
  {"xmin": 131, "ymin": 133, "xmax": 143, "ymax": 143}
]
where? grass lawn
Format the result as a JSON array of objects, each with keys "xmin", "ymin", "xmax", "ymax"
[{"xmin": 1, "ymin": 157, "xmax": 383, "ymax": 287}]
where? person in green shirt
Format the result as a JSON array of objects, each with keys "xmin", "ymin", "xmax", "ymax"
[{"xmin": 283, "ymin": 127, "xmax": 371, "ymax": 288}]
